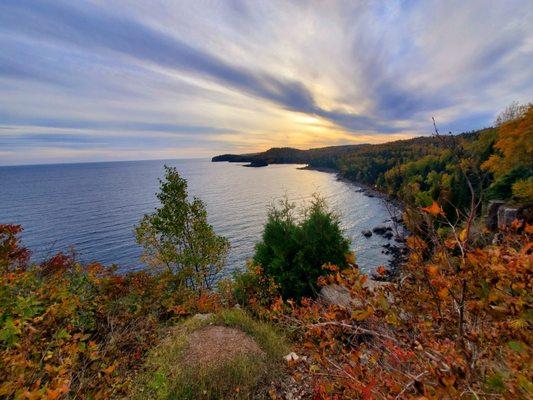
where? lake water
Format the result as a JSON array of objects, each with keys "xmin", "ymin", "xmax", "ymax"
[{"xmin": 0, "ymin": 159, "xmax": 398, "ymax": 275}]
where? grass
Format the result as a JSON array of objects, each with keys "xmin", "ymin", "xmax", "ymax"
[{"xmin": 131, "ymin": 308, "xmax": 289, "ymax": 399}]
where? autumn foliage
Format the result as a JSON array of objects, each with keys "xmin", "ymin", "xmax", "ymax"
[
  {"xmin": 0, "ymin": 225, "xmax": 222, "ymax": 399},
  {"xmin": 250, "ymin": 214, "xmax": 532, "ymax": 399},
  {"xmin": 1, "ymin": 104, "xmax": 532, "ymax": 399}
]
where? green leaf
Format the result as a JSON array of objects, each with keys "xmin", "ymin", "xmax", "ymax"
[
  {"xmin": 0, "ymin": 318, "xmax": 21, "ymax": 347},
  {"xmin": 507, "ymin": 341, "xmax": 524, "ymax": 353}
]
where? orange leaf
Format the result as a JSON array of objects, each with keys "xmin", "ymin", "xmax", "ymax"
[
  {"xmin": 421, "ymin": 201, "xmax": 444, "ymax": 217},
  {"xmin": 427, "ymin": 265, "xmax": 439, "ymax": 277},
  {"xmin": 102, "ymin": 365, "xmax": 116, "ymax": 374},
  {"xmin": 437, "ymin": 287, "xmax": 449, "ymax": 299},
  {"xmin": 46, "ymin": 389, "xmax": 61, "ymax": 400},
  {"xmin": 376, "ymin": 265, "xmax": 387, "ymax": 276}
]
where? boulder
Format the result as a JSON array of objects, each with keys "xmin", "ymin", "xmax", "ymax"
[
  {"xmin": 319, "ymin": 284, "xmax": 355, "ymax": 309},
  {"xmin": 486, "ymin": 200, "xmax": 505, "ymax": 230},
  {"xmin": 497, "ymin": 206, "xmax": 520, "ymax": 229},
  {"xmin": 372, "ymin": 225, "xmax": 387, "ymax": 234},
  {"xmin": 362, "ymin": 230, "xmax": 372, "ymax": 237},
  {"xmin": 319, "ymin": 280, "xmax": 395, "ymax": 310},
  {"xmin": 383, "ymin": 231, "xmax": 393, "ymax": 240}
]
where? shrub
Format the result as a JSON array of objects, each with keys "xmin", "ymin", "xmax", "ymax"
[
  {"xmin": 253, "ymin": 196, "xmax": 351, "ymax": 299},
  {"xmin": 261, "ymin": 209, "xmax": 532, "ymax": 399},
  {"xmin": 135, "ymin": 166, "xmax": 230, "ymax": 291},
  {"xmin": 229, "ymin": 262, "xmax": 280, "ymax": 316},
  {"xmin": 0, "ymin": 224, "xmax": 222, "ymax": 399}
]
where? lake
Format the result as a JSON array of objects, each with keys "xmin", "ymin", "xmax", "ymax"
[{"xmin": 0, "ymin": 159, "xmax": 399, "ymax": 275}]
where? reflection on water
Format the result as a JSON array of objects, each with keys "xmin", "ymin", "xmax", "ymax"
[{"xmin": 0, "ymin": 159, "xmax": 397, "ymax": 275}]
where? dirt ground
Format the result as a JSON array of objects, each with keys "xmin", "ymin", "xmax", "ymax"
[{"xmin": 182, "ymin": 325, "xmax": 264, "ymax": 367}]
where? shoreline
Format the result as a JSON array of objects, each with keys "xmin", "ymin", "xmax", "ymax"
[{"xmin": 299, "ymin": 164, "xmax": 408, "ymax": 280}]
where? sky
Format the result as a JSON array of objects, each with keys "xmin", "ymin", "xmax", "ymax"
[{"xmin": 0, "ymin": 0, "xmax": 532, "ymax": 166}]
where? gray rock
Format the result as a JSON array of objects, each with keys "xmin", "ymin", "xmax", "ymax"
[
  {"xmin": 362, "ymin": 230, "xmax": 372, "ymax": 237},
  {"xmin": 192, "ymin": 313, "xmax": 213, "ymax": 322},
  {"xmin": 372, "ymin": 225, "xmax": 387, "ymax": 234},
  {"xmin": 363, "ymin": 279, "xmax": 392, "ymax": 291},
  {"xmin": 319, "ymin": 284, "xmax": 355, "ymax": 309},
  {"xmin": 497, "ymin": 207, "xmax": 520, "ymax": 229},
  {"xmin": 486, "ymin": 200, "xmax": 505, "ymax": 230},
  {"xmin": 319, "ymin": 279, "xmax": 396, "ymax": 310}
]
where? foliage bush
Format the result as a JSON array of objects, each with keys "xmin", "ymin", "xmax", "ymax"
[
  {"xmin": 483, "ymin": 104, "xmax": 533, "ymax": 204},
  {"xmin": 229, "ymin": 262, "xmax": 280, "ymax": 316},
  {"xmin": 253, "ymin": 196, "xmax": 351, "ymax": 299},
  {"xmin": 251, "ymin": 211, "xmax": 532, "ymax": 399},
  {"xmin": 0, "ymin": 231, "xmax": 223, "ymax": 398}
]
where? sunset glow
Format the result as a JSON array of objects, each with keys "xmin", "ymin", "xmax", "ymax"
[{"xmin": 1, "ymin": 0, "xmax": 532, "ymax": 165}]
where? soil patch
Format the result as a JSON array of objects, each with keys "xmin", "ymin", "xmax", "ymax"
[{"xmin": 182, "ymin": 325, "xmax": 264, "ymax": 368}]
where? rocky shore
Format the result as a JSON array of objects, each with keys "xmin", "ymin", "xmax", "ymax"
[{"xmin": 300, "ymin": 165, "xmax": 408, "ymax": 279}]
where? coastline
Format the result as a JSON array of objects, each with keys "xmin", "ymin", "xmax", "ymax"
[{"xmin": 299, "ymin": 164, "xmax": 408, "ymax": 281}]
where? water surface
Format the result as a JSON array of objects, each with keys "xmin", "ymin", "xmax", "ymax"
[{"xmin": 0, "ymin": 159, "xmax": 398, "ymax": 275}]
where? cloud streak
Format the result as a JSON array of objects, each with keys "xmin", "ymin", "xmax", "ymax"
[{"xmin": 0, "ymin": 0, "xmax": 532, "ymax": 165}]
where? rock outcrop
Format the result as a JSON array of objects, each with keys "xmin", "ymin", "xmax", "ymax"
[
  {"xmin": 486, "ymin": 200, "xmax": 505, "ymax": 230},
  {"xmin": 319, "ymin": 279, "xmax": 395, "ymax": 310},
  {"xmin": 485, "ymin": 200, "xmax": 532, "ymax": 231},
  {"xmin": 319, "ymin": 284, "xmax": 353, "ymax": 309}
]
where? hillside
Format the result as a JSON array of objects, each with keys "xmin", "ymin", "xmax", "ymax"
[{"xmin": 212, "ymin": 132, "xmax": 480, "ymax": 167}]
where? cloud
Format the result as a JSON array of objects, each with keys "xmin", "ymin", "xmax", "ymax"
[
  {"xmin": 0, "ymin": 0, "xmax": 532, "ymax": 165},
  {"xmin": 0, "ymin": 114, "xmax": 233, "ymax": 135},
  {"xmin": 1, "ymin": 0, "xmax": 320, "ymax": 114}
]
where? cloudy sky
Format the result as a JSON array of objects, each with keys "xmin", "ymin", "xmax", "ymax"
[{"xmin": 1, "ymin": 0, "xmax": 532, "ymax": 166}]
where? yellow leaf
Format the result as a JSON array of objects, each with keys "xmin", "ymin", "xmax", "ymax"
[
  {"xmin": 509, "ymin": 319, "xmax": 527, "ymax": 329},
  {"xmin": 345, "ymin": 252, "xmax": 356, "ymax": 265},
  {"xmin": 351, "ymin": 307, "xmax": 373, "ymax": 321},
  {"xmin": 102, "ymin": 365, "xmax": 116, "ymax": 374},
  {"xmin": 459, "ymin": 228, "xmax": 468, "ymax": 242}
]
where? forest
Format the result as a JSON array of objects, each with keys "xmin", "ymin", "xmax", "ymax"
[{"xmin": 214, "ymin": 103, "xmax": 532, "ymax": 212}]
